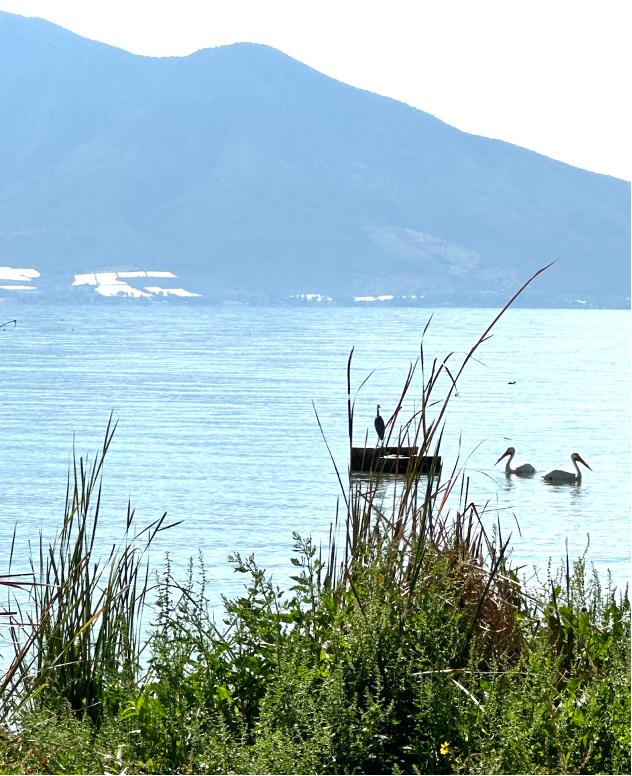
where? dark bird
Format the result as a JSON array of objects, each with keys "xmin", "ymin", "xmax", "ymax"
[
  {"xmin": 374, "ymin": 405, "xmax": 385, "ymax": 441},
  {"xmin": 508, "ymin": 381, "xmax": 516, "ymax": 384}
]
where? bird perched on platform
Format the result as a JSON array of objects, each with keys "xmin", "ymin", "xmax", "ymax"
[
  {"xmin": 374, "ymin": 405, "xmax": 385, "ymax": 441},
  {"xmin": 542, "ymin": 453, "xmax": 592, "ymax": 483},
  {"xmin": 495, "ymin": 446, "xmax": 536, "ymax": 476}
]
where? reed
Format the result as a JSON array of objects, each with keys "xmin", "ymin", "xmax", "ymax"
[
  {"xmin": 315, "ymin": 268, "xmax": 556, "ymax": 658},
  {"xmin": 1, "ymin": 414, "xmax": 177, "ymax": 726}
]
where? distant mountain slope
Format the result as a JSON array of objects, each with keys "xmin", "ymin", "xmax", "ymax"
[{"xmin": 0, "ymin": 10, "xmax": 629, "ymax": 305}]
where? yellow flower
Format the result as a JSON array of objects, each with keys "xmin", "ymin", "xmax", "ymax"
[{"xmin": 440, "ymin": 741, "xmax": 449, "ymax": 756}]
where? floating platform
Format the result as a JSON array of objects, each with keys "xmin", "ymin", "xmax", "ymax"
[{"xmin": 350, "ymin": 447, "xmax": 442, "ymax": 475}]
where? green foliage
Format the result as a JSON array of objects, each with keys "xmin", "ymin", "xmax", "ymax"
[
  {"xmin": 2, "ymin": 429, "xmax": 630, "ymax": 775},
  {"xmin": 3, "ymin": 538, "xmax": 627, "ymax": 774}
]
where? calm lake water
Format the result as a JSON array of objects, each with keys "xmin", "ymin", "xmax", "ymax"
[{"xmin": 0, "ymin": 303, "xmax": 630, "ymax": 617}]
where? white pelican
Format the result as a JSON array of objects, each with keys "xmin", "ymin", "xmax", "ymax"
[
  {"xmin": 542, "ymin": 453, "xmax": 592, "ymax": 483},
  {"xmin": 495, "ymin": 446, "xmax": 536, "ymax": 476}
]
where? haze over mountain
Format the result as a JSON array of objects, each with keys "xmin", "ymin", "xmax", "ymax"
[{"xmin": 0, "ymin": 10, "xmax": 629, "ymax": 306}]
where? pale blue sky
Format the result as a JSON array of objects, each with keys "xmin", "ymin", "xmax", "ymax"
[{"xmin": 0, "ymin": 0, "xmax": 629, "ymax": 180}]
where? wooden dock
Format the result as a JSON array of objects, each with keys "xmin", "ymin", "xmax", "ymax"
[{"xmin": 350, "ymin": 446, "xmax": 442, "ymax": 475}]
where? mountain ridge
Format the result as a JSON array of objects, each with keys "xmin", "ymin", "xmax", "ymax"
[{"xmin": 0, "ymin": 10, "xmax": 629, "ymax": 306}]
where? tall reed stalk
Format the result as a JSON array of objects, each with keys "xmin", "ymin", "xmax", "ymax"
[{"xmin": 318, "ymin": 264, "xmax": 552, "ymax": 657}]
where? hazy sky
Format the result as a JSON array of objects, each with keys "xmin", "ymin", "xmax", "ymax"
[{"xmin": 1, "ymin": 0, "xmax": 629, "ymax": 180}]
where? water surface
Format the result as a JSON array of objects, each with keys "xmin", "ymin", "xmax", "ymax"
[{"xmin": 0, "ymin": 304, "xmax": 629, "ymax": 611}]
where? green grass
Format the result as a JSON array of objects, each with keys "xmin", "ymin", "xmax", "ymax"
[{"xmin": 1, "ymin": 267, "xmax": 630, "ymax": 774}]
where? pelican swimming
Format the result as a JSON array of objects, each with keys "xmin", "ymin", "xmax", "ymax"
[
  {"xmin": 495, "ymin": 446, "xmax": 536, "ymax": 476},
  {"xmin": 542, "ymin": 452, "xmax": 592, "ymax": 483},
  {"xmin": 374, "ymin": 405, "xmax": 385, "ymax": 441}
]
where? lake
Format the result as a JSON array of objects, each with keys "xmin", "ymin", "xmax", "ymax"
[{"xmin": 0, "ymin": 302, "xmax": 629, "ymax": 616}]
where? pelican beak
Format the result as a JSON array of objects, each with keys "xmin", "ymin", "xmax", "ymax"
[
  {"xmin": 577, "ymin": 455, "xmax": 592, "ymax": 471},
  {"xmin": 495, "ymin": 451, "xmax": 509, "ymax": 466}
]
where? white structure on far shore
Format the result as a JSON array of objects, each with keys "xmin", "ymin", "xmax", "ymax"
[
  {"xmin": 0, "ymin": 266, "xmax": 40, "ymax": 290},
  {"xmin": 72, "ymin": 270, "xmax": 198, "ymax": 297}
]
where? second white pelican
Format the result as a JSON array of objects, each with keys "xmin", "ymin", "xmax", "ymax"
[
  {"xmin": 542, "ymin": 452, "xmax": 592, "ymax": 483},
  {"xmin": 495, "ymin": 446, "xmax": 536, "ymax": 476}
]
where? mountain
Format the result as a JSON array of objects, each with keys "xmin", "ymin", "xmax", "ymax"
[{"xmin": 0, "ymin": 10, "xmax": 629, "ymax": 306}]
